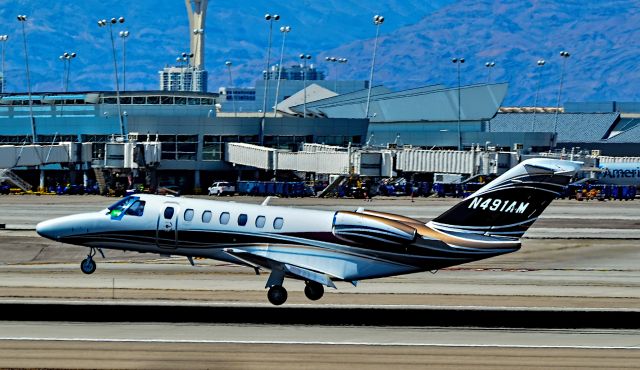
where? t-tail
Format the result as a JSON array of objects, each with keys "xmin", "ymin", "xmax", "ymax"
[{"xmin": 428, "ymin": 158, "xmax": 582, "ymax": 238}]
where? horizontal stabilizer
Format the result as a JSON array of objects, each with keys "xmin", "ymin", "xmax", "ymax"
[{"xmin": 524, "ymin": 160, "xmax": 583, "ymax": 175}]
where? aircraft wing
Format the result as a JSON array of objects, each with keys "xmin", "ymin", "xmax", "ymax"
[{"xmin": 223, "ymin": 247, "xmax": 338, "ymax": 289}]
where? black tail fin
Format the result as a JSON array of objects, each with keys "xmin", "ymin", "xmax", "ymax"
[{"xmin": 429, "ymin": 158, "xmax": 581, "ymax": 237}]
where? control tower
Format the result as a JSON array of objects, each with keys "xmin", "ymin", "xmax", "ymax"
[
  {"xmin": 159, "ymin": 0, "xmax": 209, "ymax": 92},
  {"xmin": 186, "ymin": 0, "xmax": 207, "ymax": 69}
]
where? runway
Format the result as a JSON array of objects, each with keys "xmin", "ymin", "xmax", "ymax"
[
  {"xmin": 0, "ymin": 322, "xmax": 638, "ymax": 369},
  {"xmin": 1, "ymin": 195, "xmax": 639, "ymax": 368}
]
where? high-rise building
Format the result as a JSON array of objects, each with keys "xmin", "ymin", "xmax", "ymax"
[
  {"xmin": 159, "ymin": 66, "xmax": 207, "ymax": 92},
  {"xmin": 263, "ymin": 64, "xmax": 325, "ymax": 81}
]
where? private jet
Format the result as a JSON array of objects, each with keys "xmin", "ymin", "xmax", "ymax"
[{"xmin": 36, "ymin": 158, "xmax": 581, "ymax": 305}]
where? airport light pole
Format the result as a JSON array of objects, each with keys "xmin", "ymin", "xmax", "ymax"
[
  {"xmin": 60, "ymin": 52, "xmax": 77, "ymax": 92},
  {"xmin": 325, "ymin": 57, "xmax": 348, "ymax": 93},
  {"xmin": 365, "ymin": 14, "xmax": 384, "ymax": 119},
  {"xmin": 119, "ymin": 30, "xmax": 129, "ymax": 91},
  {"xmin": 452, "ymin": 57, "xmax": 465, "ymax": 151},
  {"xmin": 300, "ymin": 54, "xmax": 311, "ymax": 118},
  {"xmin": 0, "ymin": 35, "xmax": 8, "ymax": 94},
  {"xmin": 59, "ymin": 54, "xmax": 67, "ymax": 92},
  {"xmin": 179, "ymin": 52, "xmax": 193, "ymax": 90},
  {"xmin": 485, "ymin": 61, "xmax": 495, "ymax": 82},
  {"xmin": 260, "ymin": 13, "xmax": 279, "ymax": 145},
  {"xmin": 17, "ymin": 15, "xmax": 36, "ymax": 143},
  {"xmin": 225, "ymin": 60, "xmax": 237, "ymax": 117},
  {"xmin": 554, "ymin": 50, "xmax": 570, "ymax": 137},
  {"xmin": 531, "ymin": 59, "xmax": 546, "ymax": 131},
  {"xmin": 326, "ymin": 57, "xmax": 337, "ymax": 91},
  {"xmin": 273, "ymin": 25, "xmax": 291, "ymax": 117},
  {"xmin": 338, "ymin": 58, "xmax": 348, "ymax": 88},
  {"xmin": 98, "ymin": 17, "xmax": 126, "ymax": 141}
]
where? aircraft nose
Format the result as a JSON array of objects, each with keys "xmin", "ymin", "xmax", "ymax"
[{"xmin": 36, "ymin": 219, "xmax": 61, "ymax": 240}]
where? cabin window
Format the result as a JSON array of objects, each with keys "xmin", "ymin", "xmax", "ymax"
[
  {"xmin": 273, "ymin": 217, "xmax": 284, "ymax": 230},
  {"xmin": 125, "ymin": 200, "xmax": 145, "ymax": 216},
  {"xmin": 238, "ymin": 214, "xmax": 248, "ymax": 226},
  {"xmin": 255, "ymin": 216, "xmax": 266, "ymax": 228},
  {"xmin": 219, "ymin": 212, "xmax": 230, "ymax": 225},
  {"xmin": 202, "ymin": 210, "xmax": 212, "ymax": 223},
  {"xmin": 164, "ymin": 207, "xmax": 175, "ymax": 219},
  {"xmin": 184, "ymin": 209, "xmax": 194, "ymax": 221}
]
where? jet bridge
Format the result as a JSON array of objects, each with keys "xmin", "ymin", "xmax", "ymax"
[
  {"xmin": 225, "ymin": 142, "xmax": 394, "ymax": 176},
  {"xmin": 225, "ymin": 142, "xmax": 519, "ymax": 177},
  {"xmin": 0, "ymin": 143, "xmax": 77, "ymax": 168},
  {"xmin": 0, "ymin": 141, "xmax": 161, "ymax": 192}
]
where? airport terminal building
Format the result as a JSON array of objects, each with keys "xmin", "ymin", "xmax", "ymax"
[
  {"xmin": 0, "ymin": 91, "xmax": 367, "ymax": 192},
  {"xmin": 1, "ymin": 83, "xmax": 640, "ymax": 194}
]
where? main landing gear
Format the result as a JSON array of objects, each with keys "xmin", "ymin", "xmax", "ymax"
[
  {"xmin": 267, "ymin": 285, "xmax": 288, "ymax": 305},
  {"xmin": 304, "ymin": 281, "xmax": 324, "ymax": 301},
  {"xmin": 80, "ymin": 248, "xmax": 103, "ymax": 275},
  {"xmin": 266, "ymin": 281, "xmax": 326, "ymax": 305},
  {"xmin": 265, "ymin": 268, "xmax": 327, "ymax": 305}
]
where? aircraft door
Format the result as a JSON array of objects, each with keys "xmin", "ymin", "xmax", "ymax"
[{"xmin": 157, "ymin": 203, "xmax": 179, "ymax": 248}]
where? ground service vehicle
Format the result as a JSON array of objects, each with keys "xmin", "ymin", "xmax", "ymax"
[{"xmin": 208, "ymin": 182, "xmax": 235, "ymax": 196}]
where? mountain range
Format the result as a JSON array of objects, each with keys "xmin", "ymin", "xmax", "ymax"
[{"xmin": 0, "ymin": 0, "xmax": 637, "ymax": 106}]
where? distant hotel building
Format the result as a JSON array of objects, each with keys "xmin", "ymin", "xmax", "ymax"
[
  {"xmin": 159, "ymin": 65, "xmax": 208, "ymax": 92},
  {"xmin": 263, "ymin": 64, "xmax": 325, "ymax": 81}
]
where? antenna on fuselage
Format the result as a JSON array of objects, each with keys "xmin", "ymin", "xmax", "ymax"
[{"xmin": 261, "ymin": 196, "xmax": 278, "ymax": 206}]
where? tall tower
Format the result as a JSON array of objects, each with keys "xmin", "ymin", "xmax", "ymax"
[
  {"xmin": 161, "ymin": 0, "xmax": 208, "ymax": 92},
  {"xmin": 185, "ymin": 0, "xmax": 207, "ymax": 69}
]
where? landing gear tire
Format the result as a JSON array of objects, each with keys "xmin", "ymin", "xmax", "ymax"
[
  {"xmin": 304, "ymin": 281, "xmax": 324, "ymax": 301},
  {"xmin": 80, "ymin": 258, "xmax": 96, "ymax": 274},
  {"xmin": 267, "ymin": 285, "xmax": 288, "ymax": 305}
]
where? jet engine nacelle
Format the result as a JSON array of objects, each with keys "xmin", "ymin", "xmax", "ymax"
[{"xmin": 332, "ymin": 211, "xmax": 417, "ymax": 246}]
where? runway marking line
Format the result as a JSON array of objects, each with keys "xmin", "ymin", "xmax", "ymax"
[{"xmin": 0, "ymin": 337, "xmax": 638, "ymax": 350}]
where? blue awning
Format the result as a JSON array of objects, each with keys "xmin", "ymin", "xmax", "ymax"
[
  {"xmin": 1, "ymin": 95, "xmax": 45, "ymax": 101},
  {"xmin": 42, "ymin": 95, "xmax": 87, "ymax": 100}
]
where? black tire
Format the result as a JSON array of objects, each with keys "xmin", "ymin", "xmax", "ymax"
[
  {"xmin": 267, "ymin": 285, "xmax": 288, "ymax": 305},
  {"xmin": 80, "ymin": 258, "xmax": 96, "ymax": 275},
  {"xmin": 304, "ymin": 281, "xmax": 324, "ymax": 301}
]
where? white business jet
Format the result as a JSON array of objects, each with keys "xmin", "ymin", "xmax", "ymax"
[{"xmin": 37, "ymin": 158, "xmax": 580, "ymax": 305}]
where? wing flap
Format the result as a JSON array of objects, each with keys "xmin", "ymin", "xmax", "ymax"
[
  {"xmin": 284, "ymin": 263, "xmax": 336, "ymax": 288},
  {"xmin": 224, "ymin": 247, "xmax": 337, "ymax": 288}
]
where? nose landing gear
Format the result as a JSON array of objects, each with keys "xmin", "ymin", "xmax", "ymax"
[
  {"xmin": 80, "ymin": 248, "xmax": 103, "ymax": 275},
  {"xmin": 80, "ymin": 257, "xmax": 96, "ymax": 274}
]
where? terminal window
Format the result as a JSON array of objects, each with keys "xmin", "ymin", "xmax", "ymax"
[
  {"xmin": 203, "ymin": 135, "xmax": 259, "ymax": 161},
  {"xmin": 159, "ymin": 134, "xmax": 198, "ymax": 160}
]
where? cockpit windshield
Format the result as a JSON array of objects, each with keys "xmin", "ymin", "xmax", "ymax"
[
  {"xmin": 126, "ymin": 200, "xmax": 146, "ymax": 216},
  {"xmin": 107, "ymin": 196, "xmax": 145, "ymax": 218}
]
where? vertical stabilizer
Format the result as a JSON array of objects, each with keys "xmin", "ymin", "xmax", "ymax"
[{"xmin": 429, "ymin": 158, "xmax": 581, "ymax": 237}]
